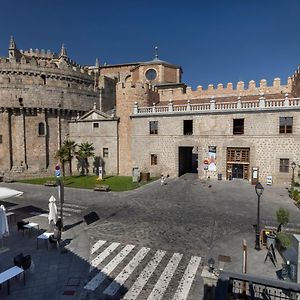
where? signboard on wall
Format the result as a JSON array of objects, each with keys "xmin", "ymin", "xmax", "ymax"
[{"xmin": 208, "ymin": 146, "xmax": 217, "ymax": 172}]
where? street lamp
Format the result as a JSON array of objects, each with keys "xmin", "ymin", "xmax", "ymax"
[
  {"xmin": 291, "ymin": 161, "xmax": 296, "ymax": 189},
  {"xmin": 255, "ymin": 183, "xmax": 264, "ymax": 250}
]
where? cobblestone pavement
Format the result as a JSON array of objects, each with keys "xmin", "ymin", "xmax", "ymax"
[{"xmin": 0, "ymin": 176, "xmax": 299, "ymax": 299}]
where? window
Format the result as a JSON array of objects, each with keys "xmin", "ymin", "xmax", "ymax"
[
  {"xmin": 0, "ymin": 135, "xmax": 2, "ymax": 144},
  {"xmin": 151, "ymin": 154, "xmax": 158, "ymax": 165},
  {"xmin": 149, "ymin": 121, "xmax": 158, "ymax": 134},
  {"xmin": 103, "ymin": 148, "xmax": 109, "ymax": 158},
  {"xmin": 279, "ymin": 117, "xmax": 293, "ymax": 134},
  {"xmin": 93, "ymin": 122, "xmax": 99, "ymax": 129},
  {"xmin": 183, "ymin": 120, "xmax": 193, "ymax": 135},
  {"xmin": 38, "ymin": 122, "xmax": 45, "ymax": 136},
  {"xmin": 233, "ymin": 119, "xmax": 244, "ymax": 135},
  {"xmin": 280, "ymin": 158, "xmax": 289, "ymax": 173}
]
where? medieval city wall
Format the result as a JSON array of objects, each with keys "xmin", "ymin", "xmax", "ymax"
[
  {"xmin": 157, "ymin": 77, "xmax": 292, "ymax": 101},
  {"xmin": 0, "ymin": 55, "xmax": 100, "ymax": 178}
]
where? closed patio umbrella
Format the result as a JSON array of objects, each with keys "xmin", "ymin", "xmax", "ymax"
[
  {"xmin": 0, "ymin": 187, "xmax": 23, "ymax": 200},
  {"xmin": 0, "ymin": 205, "xmax": 9, "ymax": 249},
  {"xmin": 48, "ymin": 195, "xmax": 58, "ymax": 225}
]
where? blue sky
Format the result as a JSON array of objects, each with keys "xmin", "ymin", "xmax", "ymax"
[{"xmin": 0, "ymin": 0, "xmax": 299, "ymax": 89}]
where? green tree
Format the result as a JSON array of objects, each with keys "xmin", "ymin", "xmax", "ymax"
[
  {"xmin": 62, "ymin": 139, "xmax": 77, "ymax": 176},
  {"xmin": 55, "ymin": 146, "xmax": 68, "ymax": 177},
  {"xmin": 276, "ymin": 208, "xmax": 289, "ymax": 232},
  {"xmin": 77, "ymin": 142, "xmax": 95, "ymax": 175}
]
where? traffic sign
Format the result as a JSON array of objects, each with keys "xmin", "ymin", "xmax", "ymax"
[{"xmin": 55, "ymin": 164, "xmax": 61, "ymax": 177}]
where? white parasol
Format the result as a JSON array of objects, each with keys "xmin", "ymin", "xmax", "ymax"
[
  {"xmin": 0, "ymin": 187, "xmax": 23, "ymax": 200},
  {"xmin": 48, "ymin": 195, "xmax": 58, "ymax": 224},
  {"xmin": 0, "ymin": 205, "xmax": 9, "ymax": 250}
]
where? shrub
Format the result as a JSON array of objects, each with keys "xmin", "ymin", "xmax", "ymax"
[
  {"xmin": 277, "ymin": 232, "xmax": 292, "ymax": 249},
  {"xmin": 290, "ymin": 189, "xmax": 299, "ymax": 201},
  {"xmin": 276, "ymin": 208, "xmax": 289, "ymax": 226}
]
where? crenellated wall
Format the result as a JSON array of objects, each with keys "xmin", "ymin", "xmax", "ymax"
[
  {"xmin": 157, "ymin": 77, "xmax": 291, "ymax": 101},
  {"xmin": 0, "ymin": 40, "xmax": 101, "ymax": 178}
]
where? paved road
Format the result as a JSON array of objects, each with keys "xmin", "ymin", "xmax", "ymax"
[{"xmin": 1, "ymin": 175, "xmax": 299, "ymax": 299}]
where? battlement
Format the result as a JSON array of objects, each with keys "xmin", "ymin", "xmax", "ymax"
[
  {"xmin": 158, "ymin": 77, "xmax": 291, "ymax": 101},
  {"xmin": 0, "ymin": 56, "xmax": 93, "ymax": 80},
  {"xmin": 20, "ymin": 48, "xmax": 58, "ymax": 59}
]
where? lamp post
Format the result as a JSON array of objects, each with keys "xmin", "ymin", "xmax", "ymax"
[
  {"xmin": 255, "ymin": 183, "xmax": 264, "ymax": 250},
  {"xmin": 291, "ymin": 161, "xmax": 296, "ymax": 189}
]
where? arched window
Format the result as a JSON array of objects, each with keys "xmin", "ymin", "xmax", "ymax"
[{"xmin": 38, "ymin": 122, "xmax": 45, "ymax": 136}]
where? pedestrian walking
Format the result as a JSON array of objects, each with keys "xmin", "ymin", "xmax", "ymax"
[{"xmin": 160, "ymin": 174, "xmax": 165, "ymax": 186}]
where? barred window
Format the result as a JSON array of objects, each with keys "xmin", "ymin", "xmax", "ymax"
[
  {"xmin": 279, "ymin": 117, "xmax": 293, "ymax": 134},
  {"xmin": 151, "ymin": 154, "xmax": 158, "ymax": 165},
  {"xmin": 103, "ymin": 148, "xmax": 109, "ymax": 158},
  {"xmin": 149, "ymin": 121, "xmax": 158, "ymax": 134},
  {"xmin": 279, "ymin": 158, "xmax": 289, "ymax": 173}
]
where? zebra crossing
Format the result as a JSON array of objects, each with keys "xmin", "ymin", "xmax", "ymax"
[
  {"xmin": 30, "ymin": 202, "xmax": 86, "ymax": 218},
  {"xmin": 85, "ymin": 240, "xmax": 202, "ymax": 300}
]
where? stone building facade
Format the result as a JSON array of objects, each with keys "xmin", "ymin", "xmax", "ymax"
[{"xmin": 0, "ymin": 36, "xmax": 300, "ymax": 184}]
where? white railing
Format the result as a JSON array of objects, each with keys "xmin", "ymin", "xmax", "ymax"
[{"xmin": 133, "ymin": 96, "xmax": 300, "ymax": 115}]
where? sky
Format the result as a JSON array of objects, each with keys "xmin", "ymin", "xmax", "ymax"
[{"xmin": 0, "ymin": 0, "xmax": 299, "ymax": 89}]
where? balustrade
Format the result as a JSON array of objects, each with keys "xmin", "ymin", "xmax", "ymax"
[{"xmin": 133, "ymin": 97, "xmax": 300, "ymax": 115}]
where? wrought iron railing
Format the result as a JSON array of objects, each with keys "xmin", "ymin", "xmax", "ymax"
[{"xmin": 214, "ymin": 271, "xmax": 300, "ymax": 300}]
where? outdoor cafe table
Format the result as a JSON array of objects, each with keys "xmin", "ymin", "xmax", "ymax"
[
  {"xmin": 37, "ymin": 232, "xmax": 53, "ymax": 250},
  {"xmin": 0, "ymin": 266, "xmax": 25, "ymax": 295},
  {"xmin": 23, "ymin": 222, "xmax": 39, "ymax": 236}
]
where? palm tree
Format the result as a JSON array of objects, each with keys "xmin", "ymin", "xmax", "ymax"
[
  {"xmin": 55, "ymin": 146, "xmax": 68, "ymax": 177},
  {"xmin": 77, "ymin": 142, "xmax": 95, "ymax": 175},
  {"xmin": 62, "ymin": 139, "xmax": 77, "ymax": 176}
]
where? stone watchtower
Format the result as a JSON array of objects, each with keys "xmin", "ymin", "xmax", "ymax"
[
  {"xmin": 115, "ymin": 49, "xmax": 183, "ymax": 175},
  {"xmin": 0, "ymin": 37, "xmax": 99, "ymax": 177}
]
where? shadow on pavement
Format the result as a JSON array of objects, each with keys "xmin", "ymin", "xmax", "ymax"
[{"xmin": 0, "ymin": 218, "xmax": 127, "ymax": 300}]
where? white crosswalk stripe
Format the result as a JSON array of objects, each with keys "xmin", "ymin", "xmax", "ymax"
[
  {"xmin": 91, "ymin": 242, "xmax": 120, "ymax": 268},
  {"xmin": 87, "ymin": 240, "xmax": 202, "ymax": 300},
  {"xmin": 85, "ymin": 244, "xmax": 135, "ymax": 291},
  {"xmin": 147, "ymin": 252, "xmax": 183, "ymax": 300},
  {"xmin": 172, "ymin": 256, "xmax": 202, "ymax": 300},
  {"xmin": 123, "ymin": 250, "xmax": 166, "ymax": 300},
  {"xmin": 103, "ymin": 247, "xmax": 151, "ymax": 296},
  {"xmin": 91, "ymin": 240, "xmax": 106, "ymax": 255}
]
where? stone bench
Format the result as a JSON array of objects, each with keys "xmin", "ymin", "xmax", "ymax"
[
  {"xmin": 44, "ymin": 181, "xmax": 57, "ymax": 187},
  {"xmin": 94, "ymin": 185, "xmax": 110, "ymax": 192}
]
